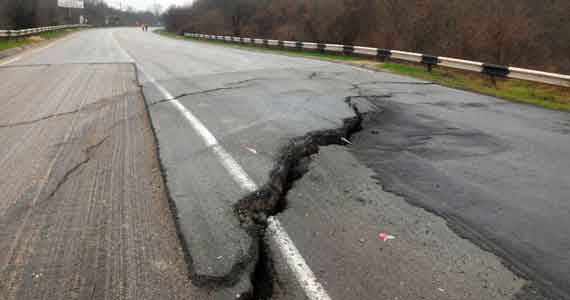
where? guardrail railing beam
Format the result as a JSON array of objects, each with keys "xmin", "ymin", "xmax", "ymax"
[
  {"xmin": 186, "ymin": 32, "xmax": 570, "ymax": 88},
  {"xmin": 0, "ymin": 24, "xmax": 88, "ymax": 41}
]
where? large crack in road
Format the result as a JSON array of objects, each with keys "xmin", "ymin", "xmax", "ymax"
[
  {"xmin": 130, "ymin": 55, "xmax": 567, "ymax": 299},
  {"xmin": 139, "ymin": 70, "xmax": 386, "ymax": 298},
  {"xmin": 232, "ymin": 93, "xmax": 386, "ymax": 299},
  {"xmin": 137, "ymin": 68, "xmax": 402, "ymax": 298}
]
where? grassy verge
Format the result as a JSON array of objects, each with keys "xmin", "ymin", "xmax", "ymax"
[
  {"xmin": 156, "ymin": 30, "xmax": 570, "ymax": 111},
  {"xmin": 379, "ymin": 63, "xmax": 570, "ymax": 111},
  {"xmin": 0, "ymin": 28, "xmax": 84, "ymax": 53}
]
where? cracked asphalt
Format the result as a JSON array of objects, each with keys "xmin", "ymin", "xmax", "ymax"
[
  {"xmin": 1, "ymin": 27, "xmax": 568, "ymax": 300},
  {"xmin": 0, "ymin": 63, "xmax": 195, "ymax": 299}
]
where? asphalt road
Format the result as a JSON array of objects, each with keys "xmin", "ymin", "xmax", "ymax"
[
  {"xmin": 1, "ymin": 28, "xmax": 568, "ymax": 300},
  {"xmin": 0, "ymin": 62, "xmax": 195, "ymax": 299}
]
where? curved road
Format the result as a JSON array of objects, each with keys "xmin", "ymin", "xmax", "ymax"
[{"xmin": 1, "ymin": 28, "xmax": 568, "ymax": 300}]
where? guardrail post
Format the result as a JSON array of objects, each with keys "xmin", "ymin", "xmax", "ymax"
[
  {"xmin": 422, "ymin": 55, "xmax": 439, "ymax": 72},
  {"xmin": 343, "ymin": 45, "xmax": 354, "ymax": 56},
  {"xmin": 482, "ymin": 64, "xmax": 510, "ymax": 87},
  {"xmin": 317, "ymin": 43, "xmax": 326, "ymax": 54},
  {"xmin": 377, "ymin": 49, "xmax": 391, "ymax": 62}
]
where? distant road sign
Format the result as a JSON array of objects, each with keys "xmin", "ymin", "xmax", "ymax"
[{"xmin": 57, "ymin": 0, "xmax": 84, "ymax": 9}]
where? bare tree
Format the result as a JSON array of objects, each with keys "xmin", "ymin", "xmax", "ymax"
[{"xmin": 163, "ymin": 0, "xmax": 569, "ymax": 73}]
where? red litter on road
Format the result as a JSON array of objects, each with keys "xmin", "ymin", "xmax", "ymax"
[{"xmin": 378, "ymin": 232, "xmax": 396, "ymax": 242}]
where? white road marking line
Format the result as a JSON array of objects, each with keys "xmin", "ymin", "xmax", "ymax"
[
  {"xmin": 349, "ymin": 65, "xmax": 374, "ymax": 73},
  {"xmin": 341, "ymin": 137, "xmax": 353, "ymax": 145},
  {"xmin": 0, "ymin": 56, "xmax": 22, "ymax": 66},
  {"xmin": 0, "ymin": 34, "xmax": 72, "ymax": 66},
  {"xmin": 137, "ymin": 64, "xmax": 258, "ymax": 192},
  {"xmin": 125, "ymin": 44, "xmax": 332, "ymax": 300},
  {"xmin": 268, "ymin": 217, "xmax": 332, "ymax": 300},
  {"xmin": 211, "ymin": 144, "xmax": 258, "ymax": 192}
]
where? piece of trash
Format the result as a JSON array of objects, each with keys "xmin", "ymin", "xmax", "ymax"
[
  {"xmin": 378, "ymin": 232, "xmax": 396, "ymax": 242},
  {"xmin": 340, "ymin": 137, "xmax": 352, "ymax": 145},
  {"xmin": 216, "ymin": 255, "xmax": 223, "ymax": 260},
  {"xmin": 244, "ymin": 146, "xmax": 257, "ymax": 154},
  {"xmin": 438, "ymin": 288, "xmax": 445, "ymax": 292},
  {"xmin": 359, "ymin": 238, "xmax": 365, "ymax": 244}
]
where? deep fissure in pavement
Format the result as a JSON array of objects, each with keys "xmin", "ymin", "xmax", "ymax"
[
  {"xmin": 235, "ymin": 95, "xmax": 381, "ymax": 299},
  {"xmin": 137, "ymin": 63, "xmax": 393, "ymax": 297}
]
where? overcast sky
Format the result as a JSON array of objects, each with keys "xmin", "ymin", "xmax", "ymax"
[{"xmin": 106, "ymin": 0, "xmax": 191, "ymax": 11}]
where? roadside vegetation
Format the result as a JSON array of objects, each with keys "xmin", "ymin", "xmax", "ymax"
[
  {"xmin": 163, "ymin": 0, "xmax": 570, "ymax": 75},
  {"xmin": 0, "ymin": 28, "xmax": 83, "ymax": 53},
  {"xmin": 1, "ymin": 0, "xmax": 161, "ymax": 29},
  {"xmin": 379, "ymin": 63, "xmax": 570, "ymax": 111},
  {"xmin": 157, "ymin": 29, "xmax": 570, "ymax": 112},
  {"xmin": 0, "ymin": 38, "xmax": 27, "ymax": 52}
]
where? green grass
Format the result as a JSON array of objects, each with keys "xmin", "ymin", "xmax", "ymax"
[
  {"xmin": 380, "ymin": 63, "xmax": 570, "ymax": 111},
  {"xmin": 40, "ymin": 28, "xmax": 78, "ymax": 40},
  {"xmin": 0, "ymin": 28, "xmax": 82, "ymax": 53},
  {"xmin": 156, "ymin": 30, "xmax": 570, "ymax": 111},
  {"xmin": 0, "ymin": 39, "xmax": 29, "ymax": 52}
]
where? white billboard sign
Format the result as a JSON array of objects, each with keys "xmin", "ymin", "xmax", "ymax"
[{"xmin": 57, "ymin": 0, "xmax": 84, "ymax": 9}]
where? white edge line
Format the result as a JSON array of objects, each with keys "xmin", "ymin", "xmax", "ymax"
[
  {"xmin": 0, "ymin": 56, "xmax": 22, "ymax": 66},
  {"xmin": 0, "ymin": 34, "xmax": 71, "ymax": 67},
  {"xmin": 135, "ymin": 63, "xmax": 258, "ymax": 192},
  {"xmin": 125, "ymin": 41, "xmax": 332, "ymax": 300},
  {"xmin": 268, "ymin": 217, "xmax": 332, "ymax": 300}
]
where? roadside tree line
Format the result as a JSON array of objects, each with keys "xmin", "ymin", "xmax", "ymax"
[
  {"xmin": 0, "ymin": 0, "xmax": 160, "ymax": 29},
  {"xmin": 164, "ymin": 0, "xmax": 570, "ymax": 74}
]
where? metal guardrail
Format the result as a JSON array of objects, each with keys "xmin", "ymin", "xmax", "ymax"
[
  {"xmin": 184, "ymin": 32, "xmax": 570, "ymax": 88},
  {"xmin": 0, "ymin": 24, "xmax": 88, "ymax": 39}
]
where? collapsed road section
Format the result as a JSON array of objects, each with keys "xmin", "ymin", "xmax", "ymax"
[
  {"xmin": 232, "ymin": 94, "xmax": 526, "ymax": 300},
  {"xmin": 138, "ymin": 60, "xmax": 532, "ymax": 299},
  {"xmin": 139, "ymin": 63, "xmax": 376, "ymax": 298},
  {"xmin": 234, "ymin": 96, "xmax": 367, "ymax": 299}
]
